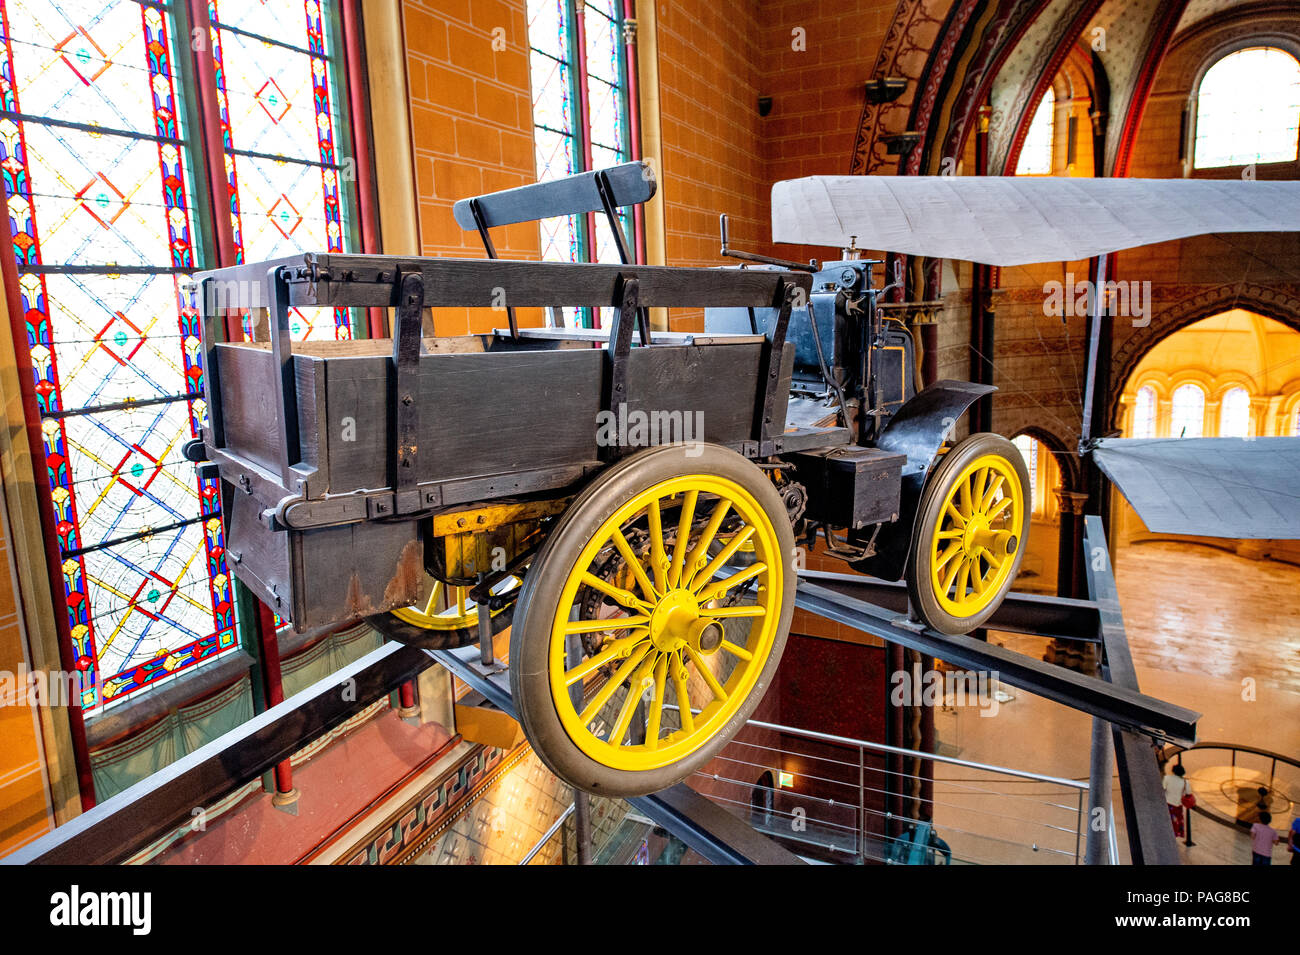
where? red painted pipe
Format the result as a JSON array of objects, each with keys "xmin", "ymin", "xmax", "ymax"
[
  {"xmin": 186, "ymin": 0, "xmax": 239, "ymax": 270},
  {"xmin": 339, "ymin": 0, "xmax": 388, "ymax": 338},
  {"xmin": 621, "ymin": 0, "xmax": 645, "ymax": 265},
  {"xmin": 257, "ymin": 603, "xmax": 293, "ymax": 795},
  {"xmin": 573, "ymin": 1, "xmax": 598, "ymax": 312}
]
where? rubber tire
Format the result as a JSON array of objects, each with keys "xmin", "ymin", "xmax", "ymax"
[
  {"xmin": 510, "ymin": 444, "xmax": 797, "ymax": 797},
  {"xmin": 905, "ymin": 433, "xmax": 1032, "ymax": 636},
  {"xmin": 365, "ymin": 604, "xmax": 515, "ymax": 651}
]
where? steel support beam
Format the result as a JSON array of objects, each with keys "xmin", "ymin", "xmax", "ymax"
[
  {"xmin": 5, "ymin": 642, "xmax": 434, "ymax": 865},
  {"xmin": 798, "ymin": 570, "xmax": 1102, "ymax": 643},
  {"xmin": 1083, "ymin": 515, "xmax": 1182, "ymax": 865},
  {"xmin": 793, "ymin": 578, "xmax": 1197, "ymax": 745}
]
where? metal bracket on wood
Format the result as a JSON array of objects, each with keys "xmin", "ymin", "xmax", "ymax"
[
  {"xmin": 753, "ymin": 280, "xmax": 796, "ymax": 452},
  {"xmin": 594, "ymin": 168, "xmax": 650, "ymax": 345},
  {"xmin": 602, "ymin": 274, "xmax": 640, "ymax": 461},
  {"xmin": 391, "ymin": 270, "xmax": 425, "ymax": 515},
  {"xmin": 267, "ymin": 266, "xmax": 303, "ymax": 489},
  {"xmin": 468, "ymin": 197, "xmax": 520, "ymax": 339}
]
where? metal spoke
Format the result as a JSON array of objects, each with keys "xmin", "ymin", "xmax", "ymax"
[
  {"xmin": 611, "ymin": 528, "xmax": 658, "ymax": 601},
  {"xmin": 700, "ymin": 604, "xmax": 765, "ymax": 618},
  {"xmin": 646, "ymin": 656, "xmax": 668, "ymax": 749},
  {"xmin": 720, "ymin": 640, "xmax": 752, "ymax": 661},
  {"xmin": 692, "ymin": 525, "xmax": 757, "ymax": 592},
  {"xmin": 564, "ymin": 615, "xmax": 650, "ymax": 634},
  {"xmin": 684, "ymin": 645, "xmax": 728, "ymax": 702},
  {"xmin": 580, "ymin": 642, "xmax": 652, "ymax": 726},
  {"xmin": 670, "ymin": 654, "xmax": 695, "ymax": 734},
  {"xmin": 987, "ymin": 496, "xmax": 1012, "ymax": 521},
  {"xmin": 940, "ymin": 552, "xmax": 964, "ymax": 594},
  {"xmin": 580, "ymin": 572, "xmax": 649, "ymax": 613},
  {"xmin": 935, "ymin": 541, "xmax": 962, "ymax": 571},
  {"xmin": 682, "ymin": 498, "xmax": 731, "ymax": 590},
  {"xmin": 980, "ymin": 474, "xmax": 1006, "ymax": 512},
  {"xmin": 667, "ymin": 489, "xmax": 698, "ymax": 590},
  {"xmin": 608, "ymin": 653, "xmax": 657, "ymax": 746},
  {"xmin": 564, "ymin": 633, "xmax": 643, "ymax": 687},
  {"xmin": 647, "ymin": 498, "xmax": 668, "ymax": 593},
  {"xmin": 696, "ymin": 561, "xmax": 766, "ymax": 604}
]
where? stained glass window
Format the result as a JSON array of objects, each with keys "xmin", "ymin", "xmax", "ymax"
[
  {"xmin": 1170, "ymin": 383, "xmax": 1205, "ymax": 438},
  {"xmin": 1132, "ymin": 386, "xmax": 1157, "ymax": 439},
  {"xmin": 1015, "ymin": 87, "xmax": 1055, "ymax": 176},
  {"xmin": 1194, "ymin": 47, "xmax": 1300, "ymax": 169},
  {"xmin": 1218, "ymin": 386, "xmax": 1250, "ymax": 438},
  {"xmin": 526, "ymin": 0, "xmax": 634, "ymax": 327},
  {"xmin": 0, "ymin": 0, "xmax": 360, "ymax": 713},
  {"xmin": 204, "ymin": 0, "xmax": 356, "ymax": 342}
]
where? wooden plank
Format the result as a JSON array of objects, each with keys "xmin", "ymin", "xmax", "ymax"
[
  {"xmin": 620, "ymin": 344, "xmax": 763, "ymax": 448},
  {"xmin": 216, "ymin": 347, "xmax": 322, "ymax": 477},
  {"xmin": 297, "ymin": 256, "xmax": 808, "ymax": 309},
  {"xmin": 322, "ymin": 347, "xmax": 605, "ymax": 493}
]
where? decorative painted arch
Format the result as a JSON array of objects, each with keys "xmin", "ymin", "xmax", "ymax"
[{"xmin": 1010, "ymin": 424, "xmax": 1085, "ymax": 491}]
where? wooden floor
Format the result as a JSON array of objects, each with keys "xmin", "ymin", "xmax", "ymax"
[{"xmin": 1114, "ymin": 540, "xmax": 1300, "ymax": 692}]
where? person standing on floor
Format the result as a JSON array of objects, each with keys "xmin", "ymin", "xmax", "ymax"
[
  {"xmin": 1250, "ymin": 811, "xmax": 1278, "ymax": 866},
  {"xmin": 1163, "ymin": 763, "xmax": 1191, "ymax": 839},
  {"xmin": 1288, "ymin": 814, "xmax": 1299, "ymax": 866}
]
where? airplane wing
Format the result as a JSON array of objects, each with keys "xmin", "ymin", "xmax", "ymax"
[
  {"xmin": 770, "ymin": 176, "xmax": 1300, "ymax": 266},
  {"xmin": 1091, "ymin": 437, "xmax": 1300, "ymax": 539}
]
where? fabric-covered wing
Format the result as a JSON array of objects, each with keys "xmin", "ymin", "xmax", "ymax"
[
  {"xmin": 1092, "ymin": 437, "xmax": 1300, "ymax": 539},
  {"xmin": 770, "ymin": 176, "xmax": 1300, "ymax": 266}
]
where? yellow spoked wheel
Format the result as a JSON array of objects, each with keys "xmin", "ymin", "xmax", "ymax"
[
  {"xmin": 906, "ymin": 433, "xmax": 1031, "ymax": 635},
  {"xmin": 367, "ymin": 577, "xmax": 518, "ymax": 650},
  {"xmin": 511, "ymin": 444, "xmax": 795, "ymax": 797}
]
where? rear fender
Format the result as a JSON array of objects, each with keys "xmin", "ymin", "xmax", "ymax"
[{"xmin": 851, "ymin": 380, "xmax": 995, "ymax": 581}]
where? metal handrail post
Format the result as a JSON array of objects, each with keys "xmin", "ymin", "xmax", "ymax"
[{"xmin": 858, "ymin": 746, "xmax": 866, "ymax": 864}]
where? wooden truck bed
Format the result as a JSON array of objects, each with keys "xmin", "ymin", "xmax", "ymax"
[{"xmin": 192, "ymin": 252, "xmax": 839, "ymax": 632}]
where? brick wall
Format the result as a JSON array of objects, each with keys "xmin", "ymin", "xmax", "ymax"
[
  {"xmin": 403, "ymin": 0, "xmax": 543, "ymax": 334},
  {"xmin": 651, "ymin": 0, "xmax": 899, "ymax": 328}
]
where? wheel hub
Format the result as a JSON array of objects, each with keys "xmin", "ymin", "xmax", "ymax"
[{"xmin": 648, "ymin": 589, "xmax": 700, "ymax": 652}]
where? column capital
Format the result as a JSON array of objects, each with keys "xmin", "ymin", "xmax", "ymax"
[{"xmin": 1054, "ymin": 488, "xmax": 1090, "ymax": 515}]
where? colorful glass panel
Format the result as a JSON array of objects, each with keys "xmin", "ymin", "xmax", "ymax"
[
  {"xmin": 0, "ymin": 0, "xmax": 235, "ymax": 711},
  {"xmin": 207, "ymin": 0, "xmax": 353, "ymax": 341}
]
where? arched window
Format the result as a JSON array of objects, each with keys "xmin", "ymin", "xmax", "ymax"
[
  {"xmin": 528, "ymin": 0, "xmax": 637, "ymax": 326},
  {"xmin": 1170, "ymin": 384, "xmax": 1206, "ymax": 438},
  {"xmin": 1292, "ymin": 405, "xmax": 1300, "ymax": 437},
  {"xmin": 0, "ymin": 2, "xmax": 365, "ymax": 712},
  {"xmin": 1193, "ymin": 47, "xmax": 1300, "ymax": 168},
  {"xmin": 1015, "ymin": 88, "xmax": 1055, "ymax": 175},
  {"xmin": 1218, "ymin": 387, "xmax": 1251, "ymax": 437},
  {"xmin": 1012, "ymin": 434, "xmax": 1038, "ymax": 480},
  {"xmin": 1132, "ymin": 386, "xmax": 1157, "ymax": 439}
]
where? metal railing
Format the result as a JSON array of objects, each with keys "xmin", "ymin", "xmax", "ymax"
[
  {"xmin": 1160, "ymin": 742, "xmax": 1299, "ymax": 833},
  {"xmin": 689, "ymin": 718, "xmax": 1110, "ymax": 865}
]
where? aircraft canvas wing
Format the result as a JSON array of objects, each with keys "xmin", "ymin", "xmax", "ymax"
[
  {"xmin": 770, "ymin": 176, "xmax": 1300, "ymax": 266},
  {"xmin": 1091, "ymin": 437, "xmax": 1300, "ymax": 539}
]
